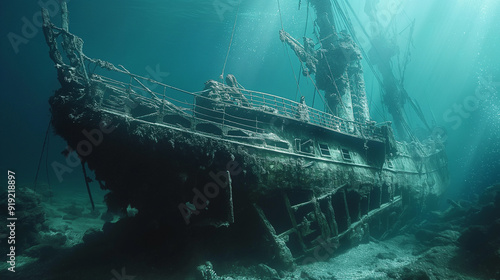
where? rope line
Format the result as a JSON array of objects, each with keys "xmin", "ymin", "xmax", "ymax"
[
  {"xmin": 220, "ymin": 5, "xmax": 240, "ymax": 81},
  {"xmin": 34, "ymin": 118, "xmax": 51, "ymax": 191},
  {"xmin": 277, "ymin": 0, "xmax": 284, "ymax": 30},
  {"xmin": 82, "ymin": 162, "xmax": 95, "ymax": 211},
  {"xmin": 296, "ymin": 57, "xmax": 334, "ymax": 115},
  {"xmin": 295, "ymin": 0, "xmax": 311, "ymax": 102},
  {"xmin": 277, "ymin": 0, "xmax": 303, "ymax": 101},
  {"xmin": 45, "ymin": 120, "xmax": 52, "ymax": 203}
]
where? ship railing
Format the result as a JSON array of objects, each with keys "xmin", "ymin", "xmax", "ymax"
[
  {"xmin": 95, "ymin": 74, "xmax": 268, "ymax": 135},
  {"xmin": 211, "ymin": 87, "xmax": 382, "ymax": 140},
  {"xmin": 92, "ymin": 71, "xmax": 384, "ymax": 141}
]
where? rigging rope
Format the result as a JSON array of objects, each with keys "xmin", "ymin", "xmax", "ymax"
[
  {"xmin": 400, "ymin": 20, "xmax": 415, "ymax": 85},
  {"xmin": 283, "ymin": 43, "xmax": 304, "ymax": 101},
  {"xmin": 312, "ymin": 87, "xmax": 317, "ymax": 107},
  {"xmin": 295, "ymin": 0, "xmax": 311, "ymax": 102},
  {"xmin": 82, "ymin": 162, "xmax": 95, "ymax": 211},
  {"xmin": 295, "ymin": 67, "xmax": 303, "ymax": 102},
  {"xmin": 303, "ymin": 0, "xmax": 310, "ymax": 37},
  {"xmin": 341, "ymin": 0, "xmax": 385, "ymax": 89},
  {"xmin": 220, "ymin": 4, "xmax": 240, "ymax": 82},
  {"xmin": 299, "ymin": 58, "xmax": 334, "ymax": 115},
  {"xmin": 277, "ymin": 0, "xmax": 303, "ymax": 100},
  {"xmin": 278, "ymin": 0, "xmax": 335, "ymax": 115},
  {"xmin": 277, "ymin": 0, "xmax": 284, "ymax": 30},
  {"xmin": 34, "ymin": 118, "xmax": 52, "ymax": 191},
  {"xmin": 45, "ymin": 120, "xmax": 52, "ymax": 203},
  {"xmin": 304, "ymin": 1, "xmax": 320, "ymax": 107}
]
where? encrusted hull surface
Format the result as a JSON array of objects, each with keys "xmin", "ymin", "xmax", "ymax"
[{"xmin": 49, "ymin": 79, "xmax": 448, "ymax": 266}]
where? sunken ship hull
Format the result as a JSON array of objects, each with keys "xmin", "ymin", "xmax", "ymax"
[{"xmin": 43, "ymin": 2, "xmax": 448, "ymax": 268}]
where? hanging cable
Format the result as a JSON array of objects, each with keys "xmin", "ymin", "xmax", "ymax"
[
  {"xmin": 220, "ymin": 4, "xmax": 240, "ymax": 82},
  {"xmin": 312, "ymin": 87, "xmax": 317, "ymax": 107},
  {"xmin": 34, "ymin": 118, "xmax": 52, "ymax": 191},
  {"xmin": 277, "ymin": 0, "xmax": 303, "ymax": 100},
  {"xmin": 294, "ymin": 0, "xmax": 311, "ymax": 102},
  {"xmin": 281, "ymin": 43, "xmax": 303, "ymax": 100},
  {"xmin": 295, "ymin": 66, "xmax": 303, "ymax": 102},
  {"xmin": 45, "ymin": 120, "xmax": 52, "ymax": 203},
  {"xmin": 400, "ymin": 20, "xmax": 415, "ymax": 85},
  {"xmin": 303, "ymin": 0, "xmax": 310, "ymax": 37},
  {"xmin": 82, "ymin": 162, "xmax": 95, "ymax": 211},
  {"xmin": 277, "ymin": 0, "xmax": 284, "ymax": 30}
]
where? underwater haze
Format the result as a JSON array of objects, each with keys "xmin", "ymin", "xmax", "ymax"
[{"xmin": 1, "ymin": 0, "xmax": 500, "ymax": 279}]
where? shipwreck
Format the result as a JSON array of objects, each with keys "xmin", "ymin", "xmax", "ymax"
[{"xmin": 42, "ymin": 0, "xmax": 448, "ymax": 269}]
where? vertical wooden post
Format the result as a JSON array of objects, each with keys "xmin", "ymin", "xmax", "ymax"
[
  {"xmin": 161, "ymin": 86, "xmax": 166, "ymax": 115},
  {"xmin": 226, "ymin": 171, "xmax": 234, "ymax": 224},
  {"xmin": 341, "ymin": 189, "xmax": 351, "ymax": 228},
  {"xmin": 284, "ymin": 194, "xmax": 307, "ymax": 252},
  {"xmin": 326, "ymin": 195, "xmax": 339, "ymax": 236}
]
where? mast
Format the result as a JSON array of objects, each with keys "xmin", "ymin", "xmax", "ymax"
[
  {"xmin": 310, "ymin": 0, "xmax": 338, "ymax": 45},
  {"xmin": 280, "ymin": 0, "xmax": 371, "ymax": 124}
]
